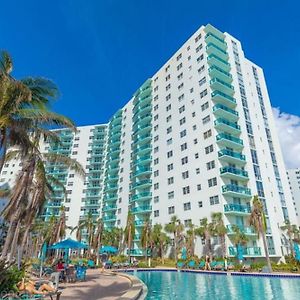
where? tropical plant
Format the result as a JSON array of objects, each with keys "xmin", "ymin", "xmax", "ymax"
[
  {"xmin": 152, "ymin": 224, "xmax": 170, "ymax": 264},
  {"xmin": 231, "ymin": 225, "xmax": 249, "ymax": 261},
  {"xmin": 281, "ymin": 220, "xmax": 300, "ymax": 257},
  {"xmin": 185, "ymin": 221, "xmax": 197, "ymax": 257},
  {"xmin": 249, "ymin": 195, "xmax": 272, "ymax": 272},
  {"xmin": 141, "ymin": 219, "xmax": 152, "ymax": 261},
  {"xmin": 164, "ymin": 216, "xmax": 184, "ymax": 263},
  {"xmin": 195, "ymin": 217, "xmax": 214, "ymax": 259},
  {"xmin": 124, "ymin": 212, "xmax": 135, "ymax": 262},
  {"xmin": 211, "ymin": 212, "xmax": 227, "ymax": 258}
]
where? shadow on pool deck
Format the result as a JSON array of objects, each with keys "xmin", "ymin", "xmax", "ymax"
[{"xmin": 60, "ymin": 270, "xmax": 132, "ymax": 300}]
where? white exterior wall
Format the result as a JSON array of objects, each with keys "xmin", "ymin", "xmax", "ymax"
[{"xmin": 287, "ymin": 169, "xmax": 300, "ymax": 226}]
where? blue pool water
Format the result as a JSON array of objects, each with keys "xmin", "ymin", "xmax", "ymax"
[{"xmin": 132, "ymin": 270, "xmax": 300, "ymax": 300}]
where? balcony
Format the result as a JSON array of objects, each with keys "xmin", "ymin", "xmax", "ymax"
[
  {"xmin": 213, "ymin": 104, "xmax": 238, "ymax": 122},
  {"xmin": 210, "ymin": 78, "xmax": 234, "ymax": 95},
  {"xmin": 131, "ymin": 179, "xmax": 152, "ymax": 190},
  {"xmin": 205, "ymin": 32, "xmax": 227, "ymax": 49},
  {"xmin": 133, "ymin": 144, "xmax": 152, "ymax": 155},
  {"xmin": 46, "ymin": 202, "xmax": 62, "ymax": 208},
  {"xmin": 84, "ymin": 201, "xmax": 100, "ymax": 207},
  {"xmin": 133, "ymin": 113, "xmax": 152, "ymax": 127},
  {"xmin": 214, "ymin": 118, "xmax": 241, "ymax": 135},
  {"xmin": 130, "ymin": 192, "xmax": 152, "ymax": 202},
  {"xmin": 227, "ymin": 225, "xmax": 257, "ymax": 237},
  {"xmin": 222, "ymin": 184, "xmax": 251, "ymax": 198},
  {"xmin": 206, "ymin": 43, "xmax": 228, "ymax": 61},
  {"xmin": 103, "ymin": 215, "xmax": 117, "ymax": 222},
  {"xmin": 228, "ymin": 246, "xmax": 261, "ymax": 257},
  {"xmin": 131, "ymin": 205, "xmax": 152, "ymax": 214},
  {"xmin": 132, "ymin": 167, "xmax": 152, "ymax": 178},
  {"xmin": 128, "ymin": 248, "xmax": 144, "ymax": 256},
  {"xmin": 103, "ymin": 195, "xmax": 117, "ymax": 202},
  {"xmin": 220, "ymin": 166, "xmax": 249, "ymax": 181},
  {"xmin": 133, "ymin": 155, "xmax": 152, "ymax": 166},
  {"xmin": 209, "ymin": 66, "xmax": 232, "ymax": 83},
  {"xmin": 135, "ymin": 220, "xmax": 146, "ymax": 227},
  {"xmin": 133, "ymin": 133, "xmax": 152, "ymax": 145},
  {"xmin": 211, "ymin": 91, "xmax": 236, "ymax": 108},
  {"xmin": 105, "ymin": 175, "xmax": 118, "ymax": 183},
  {"xmin": 133, "ymin": 234, "xmax": 142, "ymax": 241},
  {"xmin": 218, "ymin": 149, "xmax": 246, "ymax": 164},
  {"xmin": 133, "ymin": 123, "xmax": 151, "ymax": 136},
  {"xmin": 216, "ymin": 133, "xmax": 243, "ymax": 150},
  {"xmin": 133, "ymin": 104, "xmax": 152, "ymax": 117},
  {"xmin": 224, "ymin": 203, "xmax": 251, "ymax": 216},
  {"xmin": 207, "ymin": 54, "xmax": 230, "ymax": 72},
  {"xmin": 104, "ymin": 184, "xmax": 118, "ymax": 192},
  {"xmin": 103, "ymin": 205, "xmax": 117, "ymax": 212}
]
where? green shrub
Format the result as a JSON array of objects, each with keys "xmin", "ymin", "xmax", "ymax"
[{"xmin": 0, "ymin": 262, "xmax": 25, "ymax": 293}]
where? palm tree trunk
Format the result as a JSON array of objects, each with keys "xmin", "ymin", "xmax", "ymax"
[
  {"xmin": 0, "ymin": 131, "xmax": 8, "ymax": 174},
  {"xmin": 289, "ymin": 237, "xmax": 295, "ymax": 257},
  {"xmin": 128, "ymin": 229, "xmax": 131, "ymax": 263},
  {"xmin": 160, "ymin": 244, "xmax": 164, "ymax": 264},
  {"xmin": 260, "ymin": 227, "xmax": 272, "ymax": 272},
  {"xmin": 174, "ymin": 233, "xmax": 177, "ymax": 264},
  {"xmin": 221, "ymin": 235, "xmax": 226, "ymax": 259},
  {"xmin": 8, "ymin": 219, "xmax": 21, "ymax": 262},
  {"xmin": 1, "ymin": 219, "xmax": 15, "ymax": 259}
]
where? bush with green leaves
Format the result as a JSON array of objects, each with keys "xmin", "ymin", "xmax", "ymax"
[{"xmin": 0, "ymin": 260, "xmax": 25, "ymax": 293}]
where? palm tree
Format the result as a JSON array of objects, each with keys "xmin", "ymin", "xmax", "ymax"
[
  {"xmin": 152, "ymin": 224, "xmax": 170, "ymax": 264},
  {"xmin": 250, "ymin": 195, "xmax": 272, "ymax": 272},
  {"xmin": 141, "ymin": 219, "xmax": 152, "ymax": 262},
  {"xmin": 164, "ymin": 216, "xmax": 184, "ymax": 264},
  {"xmin": 211, "ymin": 212, "xmax": 227, "ymax": 258},
  {"xmin": 195, "ymin": 217, "xmax": 214, "ymax": 259},
  {"xmin": 92, "ymin": 218, "xmax": 103, "ymax": 265},
  {"xmin": 281, "ymin": 221, "xmax": 299, "ymax": 257},
  {"xmin": 124, "ymin": 212, "xmax": 135, "ymax": 262},
  {"xmin": 232, "ymin": 225, "xmax": 249, "ymax": 262},
  {"xmin": 185, "ymin": 222, "xmax": 197, "ymax": 257}
]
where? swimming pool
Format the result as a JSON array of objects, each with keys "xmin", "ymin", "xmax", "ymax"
[{"xmin": 131, "ymin": 270, "xmax": 300, "ymax": 300}]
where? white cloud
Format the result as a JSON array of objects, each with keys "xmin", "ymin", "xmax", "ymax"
[{"xmin": 272, "ymin": 107, "xmax": 300, "ymax": 169}]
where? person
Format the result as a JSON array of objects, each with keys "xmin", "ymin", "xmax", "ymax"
[
  {"xmin": 56, "ymin": 259, "xmax": 65, "ymax": 281},
  {"xmin": 224, "ymin": 256, "xmax": 228, "ymax": 271},
  {"xmin": 205, "ymin": 255, "xmax": 211, "ymax": 271},
  {"xmin": 101, "ymin": 253, "xmax": 108, "ymax": 273},
  {"xmin": 17, "ymin": 278, "xmax": 55, "ymax": 295}
]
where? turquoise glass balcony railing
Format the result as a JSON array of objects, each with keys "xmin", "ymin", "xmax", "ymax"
[
  {"xmin": 214, "ymin": 118, "xmax": 241, "ymax": 135},
  {"xmin": 218, "ymin": 149, "xmax": 246, "ymax": 164},
  {"xmin": 84, "ymin": 201, "xmax": 100, "ymax": 207},
  {"xmin": 207, "ymin": 54, "xmax": 230, "ymax": 72},
  {"xmin": 211, "ymin": 91, "xmax": 236, "ymax": 108},
  {"xmin": 133, "ymin": 113, "xmax": 152, "ymax": 125},
  {"xmin": 131, "ymin": 179, "xmax": 152, "ymax": 189},
  {"xmin": 213, "ymin": 104, "xmax": 238, "ymax": 121},
  {"xmin": 227, "ymin": 225, "xmax": 256, "ymax": 236},
  {"xmin": 205, "ymin": 32, "xmax": 227, "ymax": 49},
  {"xmin": 46, "ymin": 202, "xmax": 62, "ymax": 207},
  {"xmin": 206, "ymin": 43, "xmax": 228, "ymax": 61},
  {"xmin": 133, "ymin": 234, "xmax": 142, "ymax": 241},
  {"xmin": 133, "ymin": 144, "xmax": 152, "ymax": 155},
  {"xmin": 229, "ymin": 246, "xmax": 261, "ymax": 256},
  {"xmin": 85, "ymin": 192, "xmax": 100, "ymax": 198},
  {"xmin": 103, "ymin": 195, "xmax": 117, "ymax": 202},
  {"xmin": 133, "ymin": 104, "xmax": 152, "ymax": 117},
  {"xmin": 216, "ymin": 133, "xmax": 243, "ymax": 149},
  {"xmin": 222, "ymin": 184, "xmax": 251, "ymax": 197},
  {"xmin": 132, "ymin": 167, "xmax": 152, "ymax": 177},
  {"xmin": 106, "ymin": 175, "xmax": 118, "ymax": 182},
  {"xmin": 224, "ymin": 203, "xmax": 251, "ymax": 215},
  {"xmin": 133, "ymin": 123, "xmax": 151, "ymax": 136},
  {"xmin": 131, "ymin": 205, "xmax": 152, "ymax": 213},
  {"xmin": 104, "ymin": 184, "xmax": 118, "ymax": 191},
  {"xmin": 209, "ymin": 64, "xmax": 232, "ymax": 77},
  {"xmin": 135, "ymin": 220, "xmax": 146, "ymax": 227},
  {"xmin": 210, "ymin": 78, "xmax": 234, "ymax": 95},
  {"xmin": 103, "ymin": 205, "xmax": 117, "ymax": 212},
  {"xmin": 103, "ymin": 215, "xmax": 117, "ymax": 222},
  {"xmin": 130, "ymin": 192, "xmax": 152, "ymax": 202},
  {"xmin": 220, "ymin": 166, "xmax": 248, "ymax": 181},
  {"xmin": 128, "ymin": 248, "xmax": 144, "ymax": 256},
  {"xmin": 134, "ymin": 155, "xmax": 152, "ymax": 165}
]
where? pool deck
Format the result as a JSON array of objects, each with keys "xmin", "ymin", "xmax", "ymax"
[{"xmin": 59, "ymin": 269, "xmax": 144, "ymax": 300}]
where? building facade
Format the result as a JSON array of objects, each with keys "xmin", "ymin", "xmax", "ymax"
[
  {"xmin": 0, "ymin": 24, "xmax": 296, "ymax": 259},
  {"xmin": 287, "ymin": 169, "xmax": 300, "ymax": 226}
]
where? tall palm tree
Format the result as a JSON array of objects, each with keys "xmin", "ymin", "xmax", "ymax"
[
  {"xmin": 124, "ymin": 212, "xmax": 135, "ymax": 262},
  {"xmin": 92, "ymin": 218, "xmax": 103, "ymax": 265},
  {"xmin": 185, "ymin": 222, "xmax": 197, "ymax": 257},
  {"xmin": 250, "ymin": 195, "xmax": 272, "ymax": 272},
  {"xmin": 232, "ymin": 225, "xmax": 249, "ymax": 262},
  {"xmin": 195, "ymin": 217, "xmax": 214, "ymax": 259},
  {"xmin": 281, "ymin": 221, "xmax": 299, "ymax": 257},
  {"xmin": 141, "ymin": 219, "xmax": 152, "ymax": 261},
  {"xmin": 152, "ymin": 224, "xmax": 170, "ymax": 264},
  {"xmin": 211, "ymin": 212, "xmax": 227, "ymax": 258},
  {"xmin": 164, "ymin": 216, "xmax": 184, "ymax": 264}
]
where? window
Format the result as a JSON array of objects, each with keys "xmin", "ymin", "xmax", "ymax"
[
  {"xmin": 166, "ymin": 104, "xmax": 171, "ymax": 111},
  {"xmin": 209, "ymin": 195, "xmax": 219, "ymax": 205},
  {"xmin": 154, "ymin": 183, "xmax": 159, "ymax": 190},
  {"xmin": 165, "ymin": 65, "xmax": 170, "ymax": 72},
  {"xmin": 177, "ymin": 63, "xmax": 183, "ymax": 71},
  {"xmin": 180, "ymin": 117, "xmax": 186, "ymax": 125},
  {"xmin": 197, "ymin": 184, "xmax": 202, "ymax": 191},
  {"xmin": 154, "ymin": 146, "xmax": 159, "ymax": 153},
  {"xmin": 167, "ymin": 163, "xmax": 174, "ymax": 171},
  {"xmin": 178, "ymin": 83, "xmax": 184, "ymax": 90},
  {"xmin": 190, "ymin": 88, "xmax": 194, "ymax": 93},
  {"xmin": 196, "ymin": 44, "xmax": 203, "ymax": 52},
  {"xmin": 74, "ymin": 137, "xmax": 80, "ymax": 141},
  {"xmin": 177, "ymin": 53, "xmax": 182, "ymax": 61},
  {"xmin": 195, "ymin": 33, "xmax": 201, "ymax": 42},
  {"xmin": 154, "ymin": 158, "xmax": 159, "ymax": 165},
  {"xmin": 154, "ymin": 210, "xmax": 159, "ymax": 217},
  {"xmin": 168, "ymin": 177, "xmax": 174, "ymax": 185},
  {"xmin": 165, "ymin": 74, "xmax": 171, "ymax": 81},
  {"xmin": 167, "ymin": 126, "xmax": 172, "ymax": 134},
  {"xmin": 196, "ymin": 168, "xmax": 200, "ymax": 174},
  {"xmin": 72, "ymin": 151, "xmax": 78, "ymax": 155},
  {"xmin": 154, "ymin": 124, "xmax": 159, "ymax": 131},
  {"xmin": 154, "ymin": 114, "xmax": 159, "ymax": 121},
  {"xmin": 166, "ymin": 84, "xmax": 171, "ymax": 91},
  {"xmin": 207, "ymin": 160, "xmax": 215, "ymax": 170},
  {"xmin": 154, "ymin": 170, "xmax": 159, "ymax": 177},
  {"xmin": 67, "ymin": 182, "xmax": 73, "ymax": 187},
  {"xmin": 154, "ymin": 196, "xmax": 159, "ymax": 203},
  {"xmin": 208, "ymin": 177, "xmax": 217, "ymax": 187},
  {"xmin": 194, "ymin": 139, "xmax": 198, "ymax": 145},
  {"xmin": 166, "ymin": 94, "xmax": 171, "ymax": 101},
  {"xmin": 180, "ymin": 130, "xmax": 187, "ymax": 138},
  {"xmin": 193, "ymin": 125, "xmax": 197, "ymax": 131},
  {"xmin": 181, "ymin": 156, "xmax": 188, "ymax": 165},
  {"xmin": 178, "ymin": 94, "xmax": 184, "ymax": 102},
  {"xmin": 177, "ymin": 72, "xmax": 183, "ymax": 80},
  {"xmin": 184, "ymin": 202, "xmax": 191, "ymax": 211},
  {"xmin": 200, "ymin": 89, "xmax": 208, "ymax": 99},
  {"xmin": 166, "ymin": 115, "xmax": 171, "ymax": 122},
  {"xmin": 197, "ymin": 54, "xmax": 204, "ymax": 62},
  {"xmin": 179, "ymin": 105, "xmax": 185, "ymax": 113},
  {"xmin": 195, "ymin": 153, "xmax": 199, "ymax": 159},
  {"xmin": 198, "ymin": 201, "xmax": 203, "ymax": 208},
  {"xmin": 181, "ymin": 143, "xmax": 187, "ymax": 151},
  {"xmin": 199, "ymin": 77, "xmax": 206, "ymax": 86},
  {"xmin": 154, "ymin": 86, "xmax": 158, "ymax": 92},
  {"xmin": 192, "ymin": 112, "xmax": 196, "ymax": 117},
  {"xmin": 183, "ymin": 186, "xmax": 190, "ymax": 195},
  {"xmin": 201, "ymin": 102, "xmax": 209, "ymax": 111},
  {"xmin": 198, "ymin": 65, "xmax": 205, "ymax": 73},
  {"xmin": 202, "ymin": 115, "xmax": 210, "ymax": 124},
  {"xmin": 167, "ymin": 150, "xmax": 173, "ymax": 158},
  {"xmin": 184, "ymin": 219, "xmax": 192, "ymax": 227},
  {"xmin": 182, "ymin": 171, "xmax": 189, "ymax": 179},
  {"xmin": 203, "ymin": 129, "xmax": 212, "ymax": 139},
  {"xmin": 154, "ymin": 135, "xmax": 159, "ymax": 142},
  {"xmin": 69, "ymin": 174, "xmax": 75, "ymax": 178},
  {"xmin": 205, "ymin": 145, "xmax": 214, "ymax": 154},
  {"xmin": 168, "ymin": 206, "xmax": 175, "ymax": 214},
  {"xmin": 168, "ymin": 191, "xmax": 174, "ymax": 199},
  {"xmin": 167, "ymin": 138, "xmax": 173, "ymax": 145},
  {"xmin": 73, "ymin": 144, "xmax": 79, "ymax": 148}
]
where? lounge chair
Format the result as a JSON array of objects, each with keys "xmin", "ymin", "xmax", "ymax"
[
  {"xmin": 187, "ymin": 260, "xmax": 196, "ymax": 269},
  {"xmin": 87, "ymin": 260, "xmax": 95, "ymax": 269},
  {"xmin": 227, "ymin": 262, "xmax": 235, "ymax": 271},
  {"xmin": 210, "ymin": 261, "xmax": 217, "ymax": 270},
  {"xmin": 214, "ymin": 262, "xmax": 224, "ymax": 271},
  {"xmin": 177, "ymin": 261, "xmax": 185, "ymax": 269},
  {"xmin": 75, "ymin": 265, "xmax": 87, "ymax": 280},
  {"xmin": 198, "ymin": 261, "xmax": 205, "ymax": 269},
  {"xmin": 240, "ymin": 264, "xmax": 251, "ymax": 272}
]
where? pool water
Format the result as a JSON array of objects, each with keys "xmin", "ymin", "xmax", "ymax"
[{"xmin": 132, "ymin": 271, "xmax": 300, "ymax": 300}]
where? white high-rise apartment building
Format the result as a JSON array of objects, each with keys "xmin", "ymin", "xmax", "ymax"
[
  {"xmin": 287, "ymin": 169, "xmax": 300, "ymax": 226},
  {"xmin": 0, "ymin": 24, "xmax": 296, "ymax": 259}
]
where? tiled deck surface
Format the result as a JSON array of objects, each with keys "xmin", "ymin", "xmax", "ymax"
[{"xmin": 60, "ymin": 269, "xmax": 132, "ymax": 300}]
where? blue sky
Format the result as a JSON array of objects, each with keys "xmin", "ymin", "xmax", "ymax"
[{"xmin": 1, "ymin": 0, "xmax": 299, "ymax": 126}]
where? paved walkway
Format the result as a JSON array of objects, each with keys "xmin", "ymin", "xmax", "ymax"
[{"xmin": 60, "ymin": 269, "xmax": 132, "ymax": 300}]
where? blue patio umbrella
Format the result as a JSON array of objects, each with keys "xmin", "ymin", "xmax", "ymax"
[
  {"xmin": 50, "ymin": 238, "xmax": 88, "ymax": 250},
  {"xmin": 237, "ymin": 244, "xmax": 244, "ymax": 262},
  {"xmin": 39, "ymin": 243, "xmax": 47, "ymax": 277},
  {"xmin": 293, "ymin": 243, "xmax": 300, "ymax": 261},
  {"xmin": 99, "ymin": 245, "xmax": 118, "ymax": 254},
  {"xmin": 181, "ymin": 247, "xmax": 187, "ymax": 260}
]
